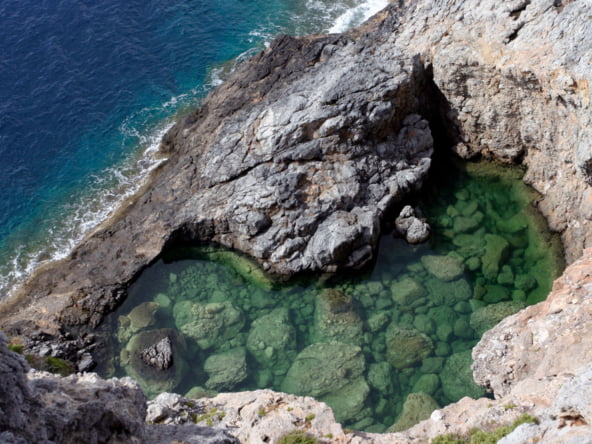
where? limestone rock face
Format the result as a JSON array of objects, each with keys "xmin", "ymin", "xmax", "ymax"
[
  {"xmin": 1, "ymin": 6, "xmax": 436, "ymax": 335},
  {"xmin": 0, "ymin": 331, "xmax": 148, "ymax": 444},
  {"xmin": 1, "ymin": 0, "xmax": 592, "ymax": 441},
  {"xmin": 473, "ymin": 248, "xmax": 592, "ymax": 397}
]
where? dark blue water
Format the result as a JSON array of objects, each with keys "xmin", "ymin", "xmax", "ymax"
[{"xmin": 0, "ymin": 0, "xmax": 388, "ymax": 296}]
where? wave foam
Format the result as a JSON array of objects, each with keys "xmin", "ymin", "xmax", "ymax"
[
  {"xmin": 0, "ymin": 116, "xmax": 173, "ymax": 299},
  {"xmin": 328, "ymin": 0, "xmax": 389, "ymax": 34}
]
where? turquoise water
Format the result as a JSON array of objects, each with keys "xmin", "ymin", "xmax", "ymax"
[
  {"xmin": 0, "ymin": 0, "xmax": 388, "ymax": 298},
  {"xmin": 104, "ymin": 159, "xmax": 563, "ymax": 433}
]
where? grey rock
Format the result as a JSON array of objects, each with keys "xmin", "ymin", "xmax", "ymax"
[
  {"xmin": 395, "ymin": 205, "xmax": 431, "ymax": 244},
  {"xmin": 140, "ymin": 336, "xmax": 173, "ymax": 371},
  {"xmin": 78, "ymin": 352, "xmax": 95, "ymax": 372},
  {"xmin": 146, "ymin": 425, "xmax": 239, "ymax": 444}
]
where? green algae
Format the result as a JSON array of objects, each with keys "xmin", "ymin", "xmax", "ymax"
[{"xmin": 103, "ymin": 159, "xmax": 563, "ymax": 433}]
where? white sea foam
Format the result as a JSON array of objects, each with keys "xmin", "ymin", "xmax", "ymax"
[
  {"xmin": 327, "ymin": 0, "xmax": 389, "ymax": 33},
  {"xmin": 0, "ymin": 114, "xmax": 173, "ymax": 299}
]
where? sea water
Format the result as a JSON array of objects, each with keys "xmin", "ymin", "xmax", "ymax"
[
  {"xmin": 103, "ymin": 158, "xmax": 563, "ymax": 433},
  {"xmin": 0, "ymin": 0, "xmax": 388, "ymax": 298}
]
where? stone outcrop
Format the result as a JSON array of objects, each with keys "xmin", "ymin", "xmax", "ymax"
[
  {"xmin": 0, "ymin": 331, "xmax": 239, "ymax": 444},
  {"xmin": 1, "ymin": 0, "xmax": 590, "ymax": 362},
  {"xmin": 0, "ymin": 0, "xmax": 592, "ymax": 442}
]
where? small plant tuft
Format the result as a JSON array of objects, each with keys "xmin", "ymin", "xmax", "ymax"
[
  {"xmin": 430, "ymin": 413, "xmax": 539, "ymax": 444},
  {"xmin": 194, "ymin": 407, "xmax": 224, "ymax": 426},
  {"xmin": 8, "ymin": 344, "xmax": 24, "ymax": 354},
  {"xmin": 305, "ymin": 413, "xmax": 316, "ymax": 422},
  {"xmin": 504, "ymin": 403, "xmax": 518, "ymax": 410},
  {"xmin": 278, "ymin": 430, "xmax": 318, "ymax": 444}
]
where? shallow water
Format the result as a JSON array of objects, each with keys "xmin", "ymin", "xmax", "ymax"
[{"xmin": 104, "ymin": 159, "xmax": 563, "ymax": 433}]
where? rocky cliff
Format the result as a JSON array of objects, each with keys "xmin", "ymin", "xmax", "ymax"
[{"xmin": 1, "ymin": 0, "xmax": 592, "ymax": 443}]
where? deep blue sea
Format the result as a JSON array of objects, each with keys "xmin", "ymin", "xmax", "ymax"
[{"xmin": 0, "ymin": 0, "xmax": 388, "ymax": 297}]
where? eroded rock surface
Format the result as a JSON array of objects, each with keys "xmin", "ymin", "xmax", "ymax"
[{"xmin": 1, "ymin": 0, "xmax": 592, "ymax": 442}]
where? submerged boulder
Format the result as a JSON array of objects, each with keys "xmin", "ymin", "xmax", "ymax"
[
  {"xmin": 246, "ymin": 308, "xmax": 296, "ymax": 371},
  {"xmin": 173, "ymin": 301, "xmax": 244, "ymax": 350},
  {"xmin": 425, "ymin": 277, "xmax": 472, "ymax": 306},
  {"xmin": 204, "ymin": 347, "xmax": 248, "ymax": 391},
  {"xmin": 421, "ymin": 255, "xmax": 464, "ymax": 281},
  {"xmin": 321, "ymin": 377, "xmax": 370, "ymax": 423},
  {"xmin": 120, "ymin": 329, "xmax": 185, "ymax": 397},
  {"xmin": 312, "ymin": 288, "xmax": 364, "ymax": 345},
  {"xmin": 482, "ymin": 234, "xmax": 509, "ymax": 281},
  {"xmin": 117, "ymin": 301, "xmax": 160, "ymax": 343},
  {"xmin": 391, "ymin": 277, "xmax": 426, "ymax": 306},
  {"xmin": 385, "ymin": 325, "xmax": 433, "ymax": 369},
  {"xmin": 281, "ymin": 342, "xmax": 366, "ymax": 398}
]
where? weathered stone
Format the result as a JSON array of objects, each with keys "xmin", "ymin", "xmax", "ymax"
[
  {"xmin": 281, "ymin": 342, "xmax": 365, "ymax": 398},
  {"xmin": 246, "ymin": 307, "xmax": 296, "ymax": 370},
  {"xmin": 140, "ymin": 336, "xmax": 173, "ymax": 371},
  {"xmin": 173, "ymin": 301, "xmax": 244, "ymax": 350},
  {"xmin": 203, "ymin": 347, "xmax": 248, "ymax": 391},
  {"xmin": 3, "ymin": 1, "xmax": 592, "ymax": 442},
  {"xmin": 421, "ymin": 255, "xmax": 464, "ymax": 282},
  {"xmin": 386, "ymin": 325, "xmax": 434, "ymax": 369},
  {"xmin": 312, "ymin": 288, "xmax": 364, "ymax": 345},
  {"xmin": 391, "ymin": 277, "xmax": 426, "ymax": 306},
  {"xmin": 395, "ymin": 205, "xmax": 431, "ymax": 244}
]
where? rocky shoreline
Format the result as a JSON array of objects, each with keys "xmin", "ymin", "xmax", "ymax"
[{"xmin": 1, "ymin": 0, "xmax": 592, "ymax": 442}]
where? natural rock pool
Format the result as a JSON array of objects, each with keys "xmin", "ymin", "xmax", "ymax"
[{"xmin": 102, "ymin": 159, "xmax": 563, "ymax": 433}]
